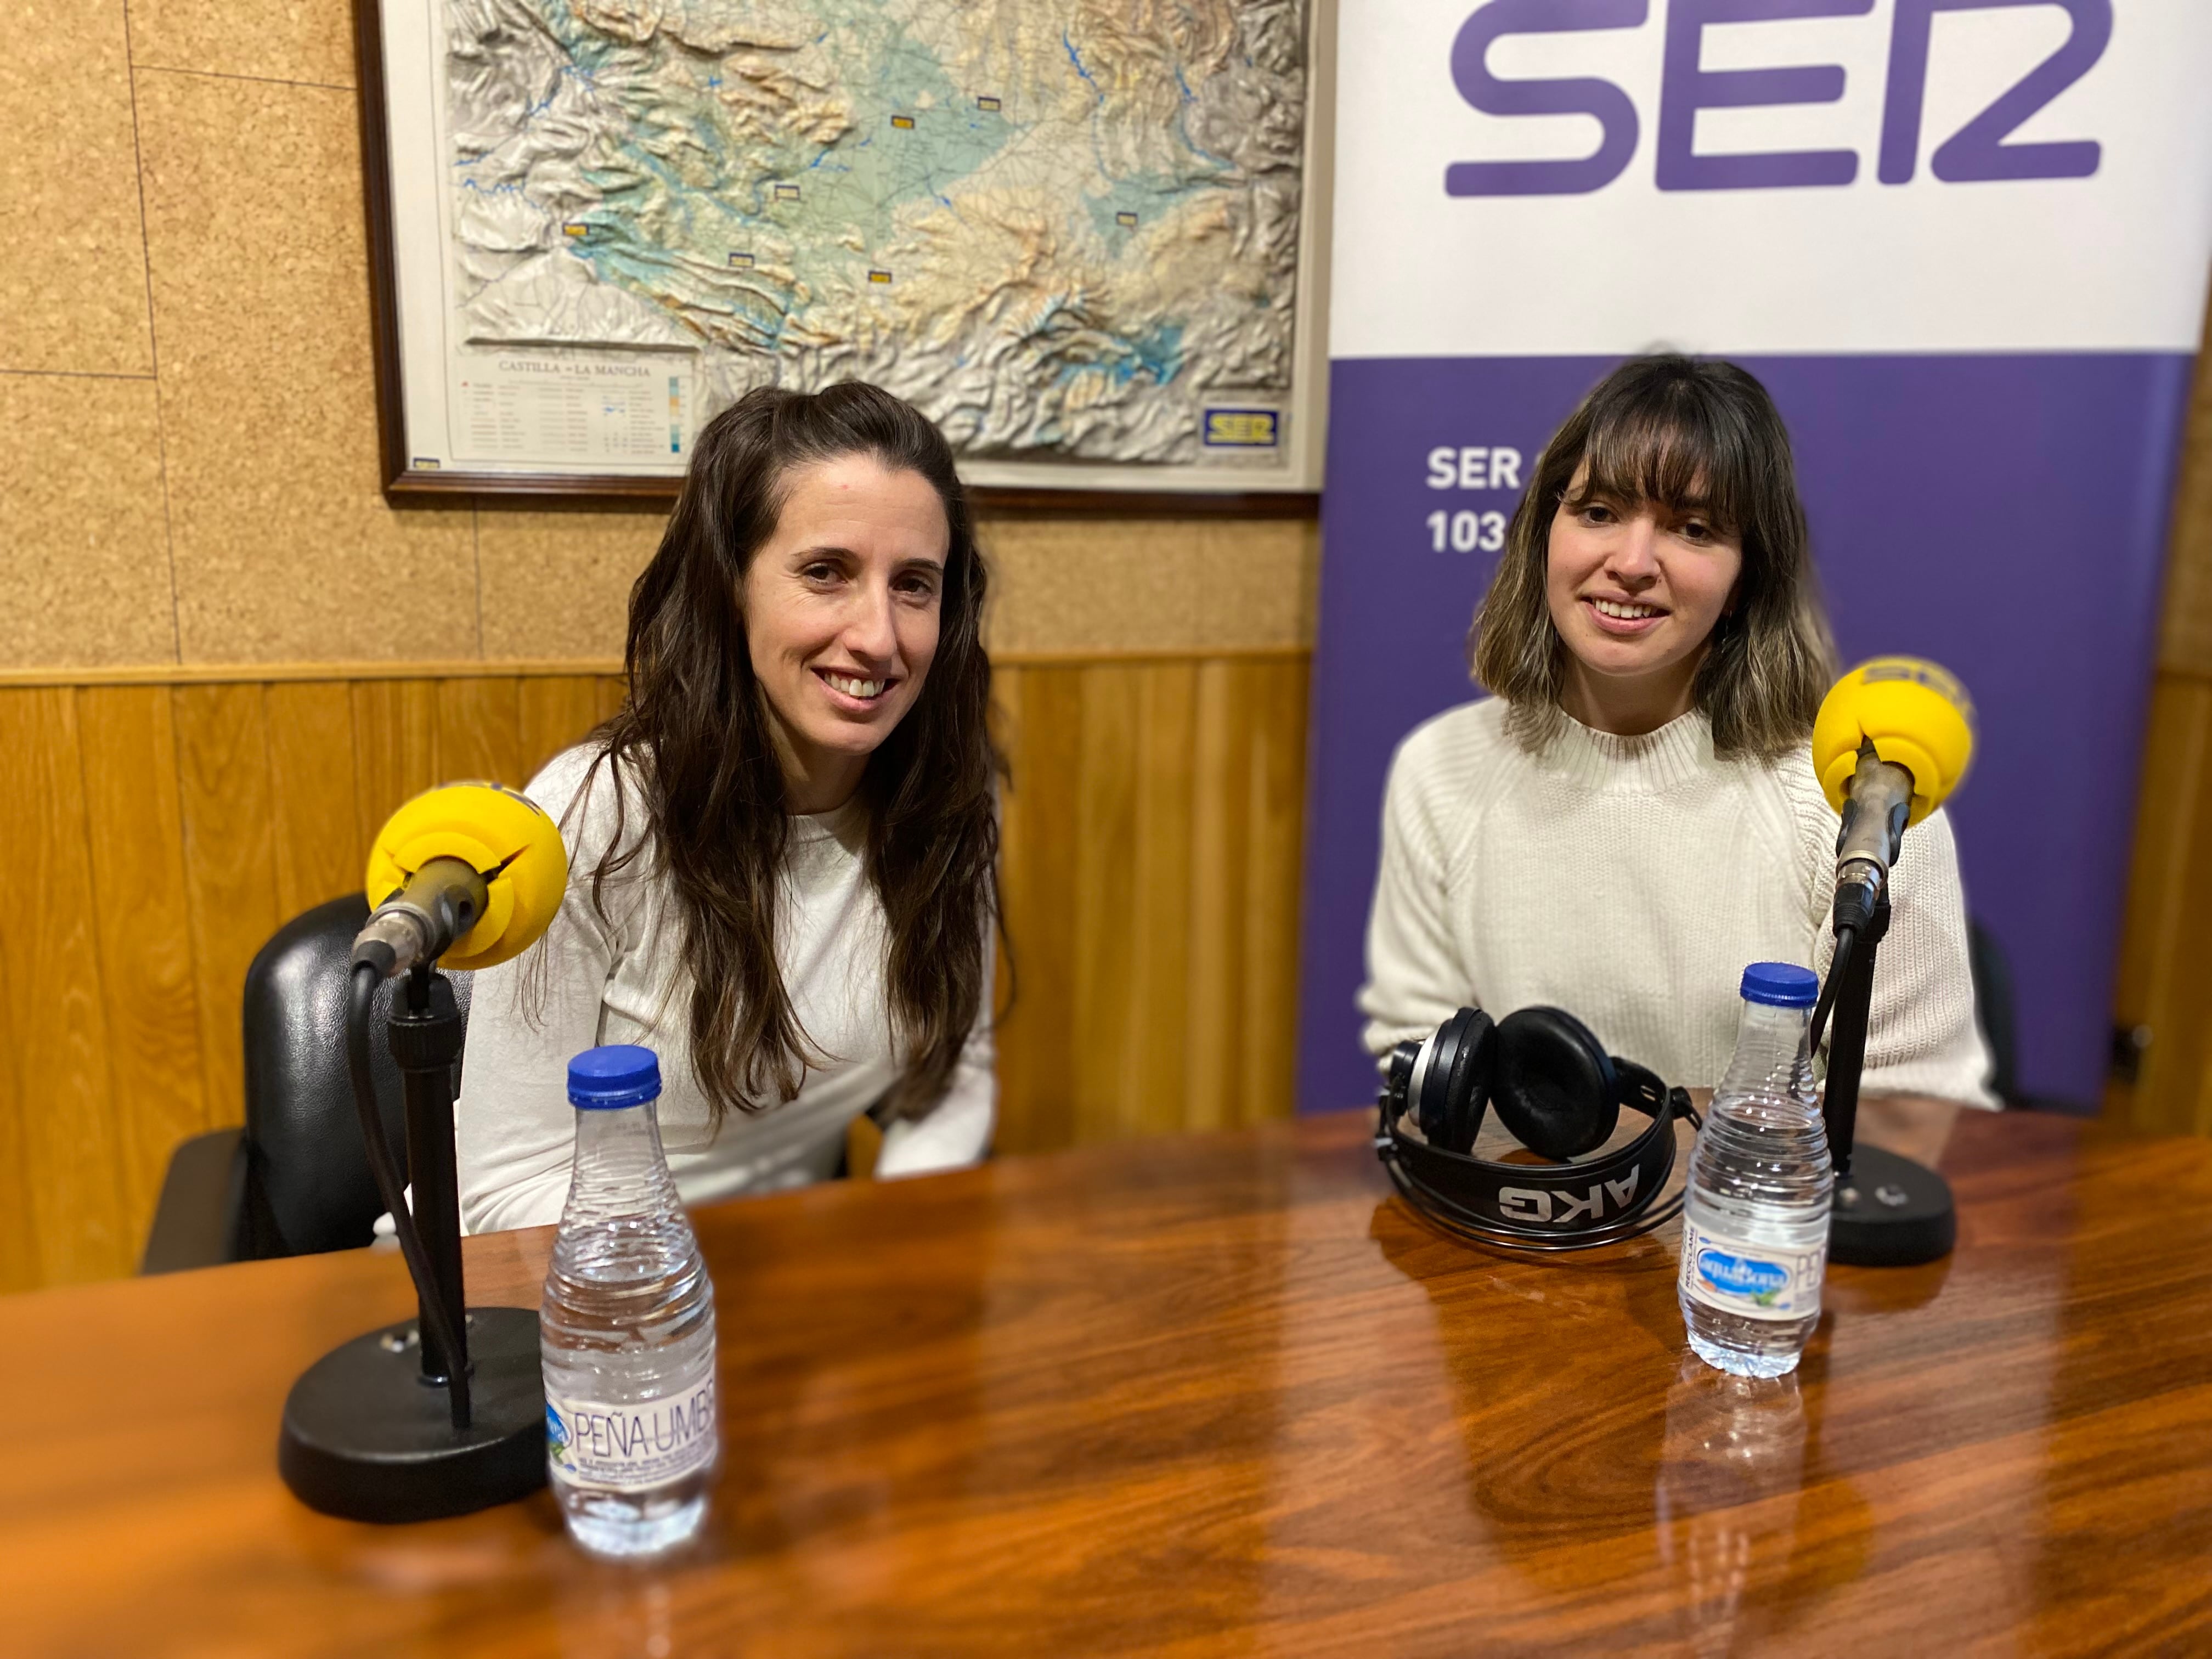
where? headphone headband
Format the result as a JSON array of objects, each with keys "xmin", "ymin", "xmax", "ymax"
[{"xmin": 1375, "ymin": 1011, "xmax": 1698, "ymax": 1252}]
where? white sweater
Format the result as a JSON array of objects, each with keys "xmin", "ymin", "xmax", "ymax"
[
  {"xmin": 455, "ymin": 746, "xmax": 995, "ymax": 1234},
  {"xmin": 1359, "ymin": 700, "xmax": 1996, "ymax": 1107}
]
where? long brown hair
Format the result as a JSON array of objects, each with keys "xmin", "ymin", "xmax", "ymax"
[
  {"xmin": 1469, "ymin": 355, "xmax": 1838, "ymax": 760},
  {"xmin": 568, "ymin": 382, "xmax": 1001, "ymax": 1125}
]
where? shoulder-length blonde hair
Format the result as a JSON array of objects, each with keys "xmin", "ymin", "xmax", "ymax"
[{"xmin": 1469, "ymin": 355, "xmax": 1838, "ymax": 760}]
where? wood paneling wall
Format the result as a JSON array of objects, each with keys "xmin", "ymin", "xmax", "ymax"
[
  {"xmin": 0, "ymin": 652, "xmax": 1306, "ymax": 1293},
  {"xmin": 2108, "ymin": 297, "xmax": 2212, "ymax": 1135},
  {"xmin": 2108, "ymin": 675, "xmax": 2212, "ymax": 1132},
  {"xmin": 994, "ymin": 657, "xmax": 1308, "ymax": 1153}
]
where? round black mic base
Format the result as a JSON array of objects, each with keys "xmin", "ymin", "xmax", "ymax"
[
  {"xmin": 1831, "ymin": 1143, "xmax": 1956, "ymax": 1267},
  {"xmin": 279, "ymin": 1306, "xmax": 546, "ymax": 1523}
]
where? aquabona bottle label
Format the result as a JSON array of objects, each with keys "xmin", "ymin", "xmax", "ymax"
[{"xmin": 1678, "ymin": 1218, "xmax": 1825, "ymax": 1321}]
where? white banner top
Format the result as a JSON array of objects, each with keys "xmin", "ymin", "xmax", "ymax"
[{"xmin": 1331, "ymin": 0, "xmax": 2212, "ymax": 358}]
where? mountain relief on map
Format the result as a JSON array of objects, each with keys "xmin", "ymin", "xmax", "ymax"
[{"xmin": 443, "ymin": 0, "xmax": 1307, "ymax": 465}]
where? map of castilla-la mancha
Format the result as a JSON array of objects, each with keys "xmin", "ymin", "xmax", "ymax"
[{"xmin": 445, "ymin": 0, "xmax": 1308, "ymax": 464}]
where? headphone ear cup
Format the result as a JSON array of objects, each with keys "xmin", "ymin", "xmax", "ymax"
[
  {"xmin": 1414, "ymin": 1009, "xmax": 1464, "ymax": 1147},
  {"xmin": 1492, "ymin": 1007, "xmax": 1620, "ymax": 1161},
  {"xmin": 1438, "ymin": 1010, "xmax": 1494, "ymax": 1154},
  {"xmin": 1416, "ymin": 1008, "xmax": 1493, "ymax": 1154}
]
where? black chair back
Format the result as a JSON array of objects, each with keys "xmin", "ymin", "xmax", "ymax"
[
  {"xmin": 239, "ymin": 894, "xmax": 471, "ymax": 1257},
  {"xmin": 1967, "ymin": 916, "xmax": 2020, "ymax": 1107}
]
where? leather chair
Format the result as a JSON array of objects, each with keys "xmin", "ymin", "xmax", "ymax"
[
  {"xmin": 1967, "ymin": 916, "xmax": 2021, "ymax": 1108},
  {"xmin": 141, "ymin": 895, "xmax": 471, "ymax": 1273}
]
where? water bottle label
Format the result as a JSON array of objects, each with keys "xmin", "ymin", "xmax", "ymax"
[
  {"xmin": 545, "ymin": 1372, "xmax": 718, "ymax": 1492},
  {"xmin": 1679, "ymin": 1217, "xmax": 1825, "ymax": 1322}
]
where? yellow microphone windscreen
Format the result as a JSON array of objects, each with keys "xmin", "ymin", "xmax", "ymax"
[
  {"xmin": 364, "ymin": 782, "xmax": 567, "ymax": 970},
  {"xmin": 1811, "ymin": 658, "xmax": 1975, "ymax": 827}
]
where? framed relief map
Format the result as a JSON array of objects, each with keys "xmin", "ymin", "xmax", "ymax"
[{"xmin": 358, "ymin": 0, "xmax": 1329, "ymax": 501}]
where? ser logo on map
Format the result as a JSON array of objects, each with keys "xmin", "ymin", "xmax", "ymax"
[
  {"xmin": 1204, "ymin": 409, "xmax": 1281, "ymax": 448},
  {"xmin": 1446, "ymin": 0, "xmax": 2109, "ymax": 197}
]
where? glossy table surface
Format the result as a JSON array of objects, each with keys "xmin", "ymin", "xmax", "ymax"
[{"xmin": 5, "ymin": 1104, "xmax": 2209, "ymax": 1657}]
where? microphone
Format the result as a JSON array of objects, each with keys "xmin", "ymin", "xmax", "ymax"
[
  {"xmin": 279, "ymin": 782, "xmax": 569, "ymax": 1523},
  {"xmin": 351, "ymin": 782, "xmax": 568, "ymax": 979},
  {"xmin": 1805, "ymin": 658, "xmax": 1975, "ymax": 1270},
  {"xmin": 1810, "ymin": 658, "xmax": 1974, "ymax": 933}
]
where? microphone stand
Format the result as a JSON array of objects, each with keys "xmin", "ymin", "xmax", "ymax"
[
  {"xmin": 1821, "ymin": 894, "xmax": 1958, "ymax": 1266},
  {"xmin": 276, "ymin": 963, "xmax": 546, "ymax": 1522}
]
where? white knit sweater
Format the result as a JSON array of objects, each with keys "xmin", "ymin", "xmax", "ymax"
[
  {"xmin": 1359, "ymin": 699, "xmax": 1996, "ymax": 1107},
  {"xmin": 455, "ymin": 746, "xmax": 995, "ymax": 1234}
]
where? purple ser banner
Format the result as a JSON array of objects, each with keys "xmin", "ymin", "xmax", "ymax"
[{"xmin": 1297, "ymin": 351, "xmax": 2194, "ymax": 1114}]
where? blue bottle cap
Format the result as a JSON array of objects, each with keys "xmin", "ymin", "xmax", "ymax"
[
  {"xmin": 1740, "ymin": 962, "xmax": 1819, "ymax": 1008},
  {"xmin": 567, "ymin": 1044, "xmax": 663, "ymax": 1109}
]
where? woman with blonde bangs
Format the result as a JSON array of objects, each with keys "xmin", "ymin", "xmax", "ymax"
[{"xmin": 1359, "ymin": 355, "xmax": 1994, "ymax": 1107}]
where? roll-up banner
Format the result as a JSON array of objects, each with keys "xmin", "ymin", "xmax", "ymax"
[{"xmin": 1301, "ymin": 2, "xmax": 2212, "ymax": 1111}]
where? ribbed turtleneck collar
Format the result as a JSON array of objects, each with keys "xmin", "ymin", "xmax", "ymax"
[{"xmin": 1539, "ymin": 707, "xmax": 1718, "ymax": 794}]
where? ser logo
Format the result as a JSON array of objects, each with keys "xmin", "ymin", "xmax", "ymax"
[
  {"xmin": 1204, "ymin": 408, "xmax": 1281, "ymax": 448},
  {"xmin": 1448, "ymin": 0, "xmax": 2110, "ymax": 197},
  {"xmin": 1498, "ymin": 1170, "xmax": 1639, "ymax": 1223}
]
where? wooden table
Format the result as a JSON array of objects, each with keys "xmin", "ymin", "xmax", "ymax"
[{"xmin": 4, "ymin": 1104, "xmax": 2208, "ymax": 1656}]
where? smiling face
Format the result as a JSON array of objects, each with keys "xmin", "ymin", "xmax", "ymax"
[
  {"xmin": 1543, "ymin": 464, "xmax": 1743, "ymax": 735},
  {"xmin": 741, "ymin": 453, "xmax": 950, "ymax": 812}
]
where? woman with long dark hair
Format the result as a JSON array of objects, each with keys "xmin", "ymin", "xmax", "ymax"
[
  {"xmin": 1360, "ymin": 355, "xmax": 1993, "ymax": 1104},
  {"xmin": 458, "ymin": 382, "xmax": 1002, "ymax": 1232}
]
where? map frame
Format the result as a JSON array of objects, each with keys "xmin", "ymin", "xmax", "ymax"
[{"xmin": 353, "ymin": 0, "xmax": 1333, "ymax": 509}]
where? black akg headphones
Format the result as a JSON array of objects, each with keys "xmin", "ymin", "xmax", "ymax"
[{"xmin": 1375, "ymin": 1005, "xmax": 1700, "ymax": 1251}]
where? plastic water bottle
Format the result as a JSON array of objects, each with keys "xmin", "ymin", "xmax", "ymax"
[
  {"xmin": 1678, "ymin": 963, "xmax": 1833, "ymax": 1379},
  {"xmin": 541, "ymin": 1045, "xmax": 719, "ymax": 1556}
]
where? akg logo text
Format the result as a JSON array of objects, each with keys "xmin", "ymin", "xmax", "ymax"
[
  {"xmin": 1498, "ymin": 1170, "xmax": 1640, "ymax": 1224},
  {"xmin": 1448, "ymin": 0, "xmax": 2109, "ymax": 197}
]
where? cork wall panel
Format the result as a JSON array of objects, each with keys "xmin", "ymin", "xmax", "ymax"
[
  {"xmin": 134, "ymin": 69, "xmax": 479, "ymax": 663},
  {"xmin": 0, "ymin": 0, "xmax": 1326, "ymax": 675},
  {"xmin": 981, "ymin": 516, "xmax": 1319, "ymax": 656},
  {"xmin": 0, "ymin": 375, "xmax": 177, "ymax": 666},
  {"xmin": 0, "ymin": 0, "xmax": 1323, "ymax": 672},
  {"xmin": 0, "ymin": 4, "xmax": 154, "ymax": 376},
  {"xmin": 470, "ymin": 504, "xmax": 1321, "ymax": 662},
  {"xmin": 477, "ymin": 507, "xmax": 664, "ymax": 661},
  {"xmin": 127, "ymin": 0, "xmax": 358, "ymax": 89}
]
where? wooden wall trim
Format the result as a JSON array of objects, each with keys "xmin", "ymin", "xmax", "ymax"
[
  {"xmin": 0, "ymin": 656, "xmax": 1308, "ymax": 1290},
  {"xmin": 0, "ymin": 644, "xmax": 1312, "ymax": 690},
  {"xmin": 997, "ymin": 645, "xmax": 1311, "ymax": 667}
]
